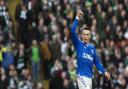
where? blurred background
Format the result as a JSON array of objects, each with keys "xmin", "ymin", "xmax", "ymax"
[{"xmin": 0, "ymin": 0, "xmax": 127, "ymax": 89}]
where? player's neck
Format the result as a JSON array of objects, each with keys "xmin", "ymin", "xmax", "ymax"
[{"xmin": 82, "ymin": 41, "xmax": 89, "ymax": 44}]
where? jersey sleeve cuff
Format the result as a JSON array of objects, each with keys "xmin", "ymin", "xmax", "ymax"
[{"xmin": 76, "ymin": 16, "xmax": 80, "ymax": 20}]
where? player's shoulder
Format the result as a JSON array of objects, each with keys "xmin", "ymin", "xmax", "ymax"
[
  {"xmin": 87, "ymin": 43, "xmax": 96, "ymax": 55},
  {"xmin": 87, "ymin": 43, "xmax": 95, "ymax": 49}
]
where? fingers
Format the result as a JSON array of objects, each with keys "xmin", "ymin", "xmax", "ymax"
[
  {"xmin": 105, "ymin": 72, "xmax": 110, "ymax": 80},
  {"xmin": 77, "ymin": 10, "xmax": 84, "ymax": 18},
  {"xmin": 106, "ymin": 74, "xmax": 110, "ymax": 80},
  {"xmin": 79, "ymin": 11, "xmax": 84, "ymax": 16}
]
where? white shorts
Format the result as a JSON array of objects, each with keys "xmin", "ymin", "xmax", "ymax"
[{"xmin": 77, "ymin": 75, "xmax": 92, "ymax": 89}]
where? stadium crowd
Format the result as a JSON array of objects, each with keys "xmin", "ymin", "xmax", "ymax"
[{"xmin": 0, "ymin": 0, "xmax": 128, "ymax": 89}]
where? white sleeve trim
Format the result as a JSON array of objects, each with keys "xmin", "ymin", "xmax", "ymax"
[{"xmin": 76, "ymin": 16, "xmax": 80, "ymax": 20}]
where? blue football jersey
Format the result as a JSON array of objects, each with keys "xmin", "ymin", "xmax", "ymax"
[{"xmin": 71, "ymin": 18, "xmax": 105, "ymax": 78}]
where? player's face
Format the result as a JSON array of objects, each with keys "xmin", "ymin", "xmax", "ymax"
[{"xmin": 82, "ymin": 30, "xmax": 91, "ymax": 43}]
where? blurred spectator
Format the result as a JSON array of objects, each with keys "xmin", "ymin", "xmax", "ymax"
[
  {"xmin": 40, "ymin": 37, "xmax": 52, "ymax": 79},
  {"xmin": 18, "ymin": 68, "xmax": 33, "ymax": 89},
  {"xmin": 3, "ymin": 19, "xmax": 14, "ymax": 44},
  {"xmin": 29, "ymin": 39, "xmax": 41, "ymax": 81},
  {"xmin": 49, "ymin": 33, "xmax": 62, "ymax": 61},
  {"xmin": 7, "ymin": 64, "xmax": 18, "ymax": 89},
  {"xmin": 15, "ymin": 1, "xmax": 30, "ymax": 46},
  {"xmin": 0, "ymin": 66, "xmax": 8, "ymax": 89},
  {"xmin": 15, "ymin": 43, "xmax": 27, "ymax": 75},
  {"xmin": 2, "ymin": 44, "xmax": 14, "ymax": 70},
  {"xmin": 0, "ymin": 0, "xmax": 8, "ymax": 29}
]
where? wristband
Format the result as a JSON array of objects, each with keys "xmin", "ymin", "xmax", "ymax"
[{"xmin": 76, "ymin": 16, "xmax": 80, "ymax": 20}]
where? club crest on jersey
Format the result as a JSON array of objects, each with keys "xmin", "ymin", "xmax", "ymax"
[
  {"xmin": 82, "ymin": 53, "xmax": 93, "ymax": 61},
  {"xmin": 91, "ymin": 49, "xmax": 94, "ymax": 55}
]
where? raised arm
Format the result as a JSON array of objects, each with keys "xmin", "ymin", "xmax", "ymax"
[{"xmin": 71, "ymin": 11, "xmax": 84, "ymax": 47}]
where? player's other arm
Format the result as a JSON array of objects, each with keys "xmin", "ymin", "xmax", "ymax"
[
  {"xmin": 71, "ymin": 11, "xmax": 84, "ymax": 47},
  {"xmin": 93, "ymin": 47, "xmax": 110, "ymax": 80}
]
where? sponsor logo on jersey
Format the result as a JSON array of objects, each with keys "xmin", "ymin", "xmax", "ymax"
[{"xmin": 82, "ymin": 53, "xmax": 93, "ymax": 61}]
